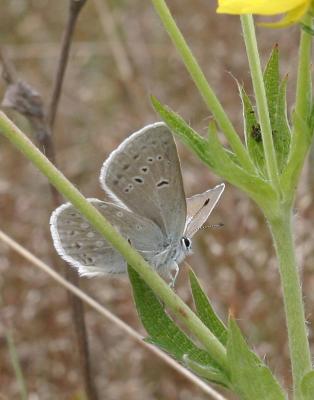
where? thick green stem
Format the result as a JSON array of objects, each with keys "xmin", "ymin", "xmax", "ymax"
[
  {"xmin": 151, "ymin": 0, "xmax": 255, "ymax": 173},
  {"xmin": 241, "ymin": 15, "xmax": 280, "ymax": 189},
  {"xmin": 269, "ymin": 211, "xmax": 311, "ymax": 399},
  {"xmin": 0, "ymin": 111, "xmax": 228, "ymax": 371}
]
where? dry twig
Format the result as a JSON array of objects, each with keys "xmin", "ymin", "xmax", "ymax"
[{"xmin": 0, "ymin": 228, "xmax": 228, "ymax": 400}]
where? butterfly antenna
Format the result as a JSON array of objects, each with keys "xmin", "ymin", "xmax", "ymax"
[{"xmin": 200, "ymin": 222, "xmax": 224, "ymax": 230}]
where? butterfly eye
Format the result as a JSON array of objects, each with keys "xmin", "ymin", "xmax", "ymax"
[{"xmin": 182, "ymin": 237, "xmax": 192, "ymax": 250}]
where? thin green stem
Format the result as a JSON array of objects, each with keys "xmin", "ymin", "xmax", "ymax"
[
  {"xmin": 269, "ymin": 212, "xmax": 311, "ymax": 399},
  {"xmin": 1, "ymin": 291, "xmax": 28, "ymax": 400},
  {"xmin": 151, "ymin": 0, "xmax": 255, "ymax": 173},
  {"xmin": 241, "ymin": 15, "xmax": 280, "ymax": 189},
  {"xmin": 6, "ymin": 331, "xmax": 28, "ymax": 400},
  {"xmin": 0, "ymin": 111, "xmax": 228, "ymax": 371},
  {"xmin": 295, "ymin": 15, "xmax": 312, "ymax": 121},
  {"xmin": 281, "ymin": 17, "xmax": 312, "ymax": 199}
]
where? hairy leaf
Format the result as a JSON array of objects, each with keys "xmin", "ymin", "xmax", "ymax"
[{"xmin": 227, "ymin": 319, "xmax": 286, "ymax": 400}]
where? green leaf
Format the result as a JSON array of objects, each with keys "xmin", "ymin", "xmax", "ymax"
[
  {"xmin": 182, "ymin": 354, "xmax": 230, "ymax": 387},
  {"xmin": 263, "ymin": 46, "xmax": 291, "ymax": 173},
  {"xmin": 272, "ymin": 76, "xmax": 291, "ymax": 172},
  {"xmin": 263, "ymin": 46, "xmax": 292, "ymax": 173},
  {"xmin": 189, "ymin": 269, "xmax": 227, "ymax": 346},
  {"xmin": 227, "ymin": 319, "xmax": 286, "ymax": 400},
  {"xmin": 263, "ymin": 45, "xmax": 280, "ymax": 129},
  {"xmin": 152, "ymin": 95, "xmax": 217, "ymax": 169},
  {"xmin": 128, "ymin": 265, "xmax": 230, "ymax": 386},
  {"xmin": 301, "ymin": 371, "xmax": 314, "ymax": 400},
  {"xmin": 238, "ymin": 86, "xmax": 265, "ymax": 174}
]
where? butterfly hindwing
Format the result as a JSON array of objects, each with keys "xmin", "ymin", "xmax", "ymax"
[
  {"xmin": 50, "ymin": 199, "xmax": 165, "ymax": 276},
  {"xmin": 185, "ymin": 183, "xmax": 225, "ymax": 238}
]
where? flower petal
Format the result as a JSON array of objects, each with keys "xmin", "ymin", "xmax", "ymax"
[
  {"xmin": 217, "ymin": 0, "xmax": 307, "ymax": 15},
  {"xmin": 259, "ymin": 2, "xmax": 310, "ymax": 27}
]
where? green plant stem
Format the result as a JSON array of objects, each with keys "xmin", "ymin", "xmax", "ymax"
[
  {"xmin": 295, "ymin": 15, "xmax": 312, "ymax": 121},
  {"xmin": 281, "ymin": 17, "xmax": 312, "ymax": 199},
  {"xmin": 151, "ymin": 0, "xmax": 255, "ymax": 173},
  {"xmin": 269, "ymin": 211, "xmax": 311, "ymax": 399},
  {"xmin": 0, "ymin": 111, "xmax": 228, "ymax": 371},
  {"xmin": 5, "ymin": 330, "xmax": 28, "ymax": 400},
  {"xmin": 241, "ymin": 15, "xmax": 280, "ymax": 189}
]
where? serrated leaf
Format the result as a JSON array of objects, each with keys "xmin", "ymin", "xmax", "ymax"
[
  {"xmin": 128, "ymin": 265, "xmax": 230, "ymax": 386},
  {"xmin": 263, "ymin": 45, "xmax": 280, "ymax": 129},
  {"xmin": 263, "ymin": 47, "xmax": 292, "ymax": 173},
  {"xmin": 301, "ymin": 371, "xmax": 314, "ymax": 399},
  {"xmin": 152, "ymin": 96, "xmax": 238, "ymax": 180},
  {"xmin": 152, "ymin": 95, "xmax": 216, "ymax": 169},
  {"xmin": 273, "ymin": 76, "xmax": 291, "ymax": 172},
  {"xmin": 238, "ymin": 86, "xmax": 265, "ymax": 174},
  {"xmin": 189, "ymin": 269, "xmax": 227, "ymax": 346},
  {"xmin": 227, "ymin": 319, "xmax": 286, "ymax": 400}
]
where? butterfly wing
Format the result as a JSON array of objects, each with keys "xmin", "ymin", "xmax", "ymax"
[
  {"xmin": 100, "ymin": 123, "xmax": 187, "ymax": 241},
  {"xmin": 50, "ymin": 199, "xmax": 165, "ymax": 276},
  {"xmin": 184, "ymin": 183, "xmax": 225, "ymax": 238}
]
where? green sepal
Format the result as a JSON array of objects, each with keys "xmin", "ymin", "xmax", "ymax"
[
  {"xmin": 227, "ymin": 319, "xmax": 286, "ymax": 400},
  {"xmin": 301, "ymin": 371, "xmax": 314, "ymax": 399},
  {"xmin": 128, "ymin": 265, "xmax": 230, "ymax": 386},
  {"xmin": 189, "ymin": 269, "xmax": 228, "ymax": 346}
]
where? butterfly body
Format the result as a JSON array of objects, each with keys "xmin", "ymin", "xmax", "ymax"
[
  {"xmin": 143, "ymin": 235, "xmax": 192, "ymax": 278},
  {"xmin": 50, "ymin": 123, "xmax": 224, "ymax": 284}
]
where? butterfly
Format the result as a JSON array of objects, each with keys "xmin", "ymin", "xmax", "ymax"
[{"xmin": 50, "ymin": 123, "xmax": 224, "ymax": 286}]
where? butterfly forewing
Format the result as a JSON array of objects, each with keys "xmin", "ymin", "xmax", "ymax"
[
  {"xmin": 100, "ymin": 123, "xmax": 187, "ymax": 241},
  {"xmin": 50, "ymin": 199, "xmax": 165, "ymax": 276},
  {"xmin": 185, "ymin": 183, "xmax": 225, "ymax": 238}
]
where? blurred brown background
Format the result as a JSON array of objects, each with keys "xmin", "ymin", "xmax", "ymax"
[{"xmin": 0, "ymin": 1, "xmax": 313, "ymax": 399}]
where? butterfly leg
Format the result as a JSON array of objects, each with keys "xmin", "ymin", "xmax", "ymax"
[{"xmin": 169, "ymin": 263, "xmax": 179, "ymax": 288}]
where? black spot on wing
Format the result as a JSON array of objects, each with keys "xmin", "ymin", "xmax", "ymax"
[{"xmin": 157, "ymin": 179, "xmax": 169, "ymax": 188}]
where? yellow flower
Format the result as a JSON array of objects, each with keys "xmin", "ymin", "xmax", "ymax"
[{"xmin": 217, "ymin": 0, "xmax": 312, "ymax": 27}]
